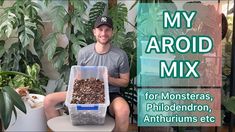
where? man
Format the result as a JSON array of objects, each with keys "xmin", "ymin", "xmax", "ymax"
[{"xmin": 44, "ymin": 16, "xmax": 130, "ymax": 132}]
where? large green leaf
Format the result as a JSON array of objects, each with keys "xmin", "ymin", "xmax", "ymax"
[
  {"xmin": 71, "ymin": 43, "xmax": 81, "ymax": 61},
  {"xmin": 70, "ymin": 0, "xmax": 87, "ymax": 13},
  {"xmin": 84, "ymin": 2, "xmax": 106, "ymax": 42},
  {"xmin": 224, "ymin": 96, "xmax": 235, "ymax": 114},
  {"xmin": 19, "ymin": 29, "xmax": 30, "ymax": 48},
  {"xmin": 70, "ymin": 34, "xmax": 87, "ymax": 60},
  {"xmin": 30, "ymin": 1, "xmax": 42, "ymax": 10},
  {"xmin": 0, "ymin": 92, "xmax": 11, "ymax": 129},
  {"xmin": 4, "ymin": 21, "xmax": 13, "ymax": 38},
  {"xmin": 44, "ymin": 33, "xmax": 58, "ymax": 60},
  {"xmin": 52, "ymin": 47, "xmax": 68, "ymax": 70},
  {"xmin": 0, "ymin": 42, "xmax": 22, "ymax": 71},
  {"xmin": 76, "ymin": 34, "xmax": 86, "ymax": 42},
  {"xmin": 18, "ymin": 15, "xmax": 36, "ymax": 47},
  {"xmin": 88, "ymin": 2, "xmax": 106, "ymax": 22},
  {"xmin": 87, "ymin": 1, "xmax": 106, "ymax": 31},
  {"xmin": 0, "ymin": 40, "xmax": 5, "ymax": 58},
  {"xmin": 35, "ymin": 15, "xmax": 44, "ymax": 29},
  {"xmin": 108, "ymin": 3, "xmax": 128, "ymax": 47},
  {"xmin": 26, "ymin": 63, "xmax": 40, "ymax": 81},
  {"xmin": 70, "ymin": 34, "xmax": 87, "ymax": 47},
  {"xmin": 50, "ymin": 6, "xmax": 66, "ymax": 32},
  {"xmin": 10, "ymin": 105, "xmax": 18, "ymax": 126},
  {"xmin": 71, "ymin": 15, "xmax": 86, "ymax": 34},
  {"xmin": 0, "ymin": 11, "xmax": 16, "ymax": 38},
  {"xmin": 12, "ymin": 52, "xmax": 22, "ymax": 71},
  {"xmin": 122, "ymin": 32, "xmax": 137, "ymax": 80},
  {"xmin": 0, "ymin": 0, "xmax": 4, "ymax": 6},
  {"xmin": 2, "ymin": 89, "xmax": 13, "ymax": 129},
  {"xmin": 0, "ymin": 92, "xmax": 5, "ymax": 119},
  {"xmin": 112, "ymin": 30, "xmax": 125, "ymax": 47},
  {"xmin": 109, "ymin": 3, "xmax": 128, "ymax": 31},
  {"xmin": 9, "ymin": 75, "xmax": 27, "ymax": 88},
  {"xmin": 34, "ymin": 31, "xmax": 44, "ymax": 57}
]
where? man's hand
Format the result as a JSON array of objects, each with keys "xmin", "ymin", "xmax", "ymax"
[{"xmin": 108, "ymin": 72, "xmax": 130, "ymax": 87}]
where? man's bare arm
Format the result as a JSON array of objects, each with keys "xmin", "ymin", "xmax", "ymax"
[{"xmin": 108, "ymin": 72, "xmax": 130, "ymax": 87}]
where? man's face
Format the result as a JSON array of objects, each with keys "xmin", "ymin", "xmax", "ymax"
[{"xmin": 93, "ymin": 25, "xmax": 113, "ymax": 45}]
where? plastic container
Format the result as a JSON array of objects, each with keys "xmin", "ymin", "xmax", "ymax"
[{"xmin": 65, "ymin": 66, "xmax": 110, "ymax": 125}]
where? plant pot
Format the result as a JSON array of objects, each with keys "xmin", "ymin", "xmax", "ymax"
[{"xmin": 5, "ymin": 94, "xmax": 47, "ymax": 131}]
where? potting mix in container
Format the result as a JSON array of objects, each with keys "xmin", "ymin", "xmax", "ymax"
[{"xmin": 65, "ymin": 66, "xmax": 110, "ymax": 125}]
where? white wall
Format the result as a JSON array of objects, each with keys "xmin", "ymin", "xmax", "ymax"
[{"xmin": 121, "ymin": 0, "xmax": 137, "ymax": 32}]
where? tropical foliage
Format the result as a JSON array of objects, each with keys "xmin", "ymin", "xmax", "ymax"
[
  {"xmin": 0, "ymin": 63, "xmax": 45, "ymax": 129},
  {"xmin": 0, "ymin": 0, "xmax": 48, "ymax": 129},
  {"xmin": 222, "ymin": 15, "xmax": 235, "ymax": 117},
  {"xmin": 0, "ymin": 0, "xmax": 44, "ymax": 72},
  {"xmin": 43, "ymin": 1, "xmax": 137, "ymax": 84}
]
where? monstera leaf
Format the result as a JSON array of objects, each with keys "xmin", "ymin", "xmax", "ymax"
[
  {"xmin": 50, "ymin": 5, "xmax": 67, "ymax": 32},
  {"xmin": 223, "ymin": 96, "xmax": 235, "ymax": 114}
]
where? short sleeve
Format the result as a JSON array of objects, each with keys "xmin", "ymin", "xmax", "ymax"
[
  {"xmin": 119, "ymin": 51, "xmax": 130, "ymax": 74},
  {"xmin": 77, "ymin": 49, "xmax": 84, "ymax": 66}
]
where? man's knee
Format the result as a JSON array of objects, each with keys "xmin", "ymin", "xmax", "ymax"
[
  {"xmin": 114, "ymin": 102, "xmax": 130, "ymax": 118},
  {"xmin": 44, "ymin": 94, "xmax": 54, "ymax": 109},
  {"xmin": 121, "ymin": 105, "xmax": 130, "ymax": 117},
  {"xmin": 44, "ymin": 92, "xmax": 66, "ymax": 109}
]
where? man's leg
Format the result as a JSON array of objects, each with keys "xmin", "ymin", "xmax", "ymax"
[
  {"xmin": 109, "ymin": 96, "xmax": 130, "ymax": 132},
  {"xmin": 44, "ymin": 91, "xmax": 66, "ymax": 120}
]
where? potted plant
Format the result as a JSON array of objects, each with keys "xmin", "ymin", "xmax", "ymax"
[
  {"xmin": 0, "ymin": 1, "xmax": 49, "ymax": 130},
  {"xmin": 0, "ymin": 76, "xmax": 26, "ymax": 130},
  {"xmin": 0, "ymin": 63, "xmax": 47, "ymax": 130}
]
